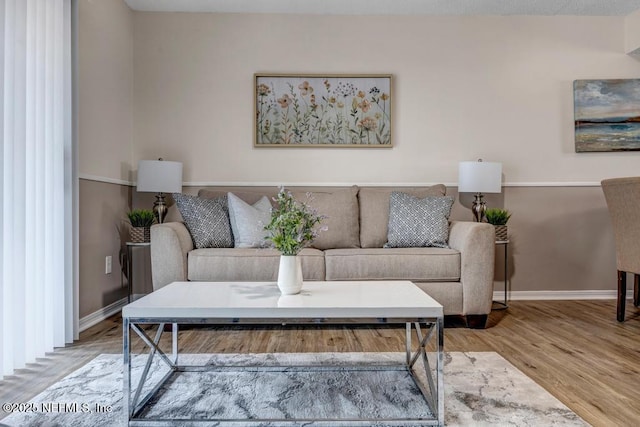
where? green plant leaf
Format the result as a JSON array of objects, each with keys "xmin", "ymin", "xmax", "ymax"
[
  {"xmin": 485, "ymin": 208, "xmax": 511, "ymax": 225},
  {"xmin": 127, "ymin": 209, "xmax": 155, "ymax": 227},
  {"xmin": 264, "ymin": 188, "xmax": 326, "ymax": 256}
]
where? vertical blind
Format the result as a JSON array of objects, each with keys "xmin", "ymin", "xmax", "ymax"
[{"xmin": 1, "ymin": 0, "xmax": 75, "ymax": 378}]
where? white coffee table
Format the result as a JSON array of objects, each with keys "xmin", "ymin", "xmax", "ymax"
[{"xmin": 122, "ymin": 280, "xmax": 444, "ymax": 426}]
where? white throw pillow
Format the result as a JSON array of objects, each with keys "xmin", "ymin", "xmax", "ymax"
[{"xmin": 227, "ymin": 192, "xmax": 272, "ymax": 248}]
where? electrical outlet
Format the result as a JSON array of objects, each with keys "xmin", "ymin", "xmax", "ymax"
[{"xmin": 105, "ymin": 256, "xmax": 112, "ymax": 274}]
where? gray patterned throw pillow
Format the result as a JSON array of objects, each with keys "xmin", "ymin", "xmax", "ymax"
[
  {"xmin": 173, "ymin": 193, "xmax": 233, "ymax": 249},
  {"xmin": 384, "ymin": 192, "xmax": 454, "ymax": 248}
]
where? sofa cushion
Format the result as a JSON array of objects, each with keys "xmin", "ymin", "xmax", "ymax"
[
  {"xmin": 227, "ymin": 192, "xmax": 272, "ymax": 248},
  {"xmin": 199, "ymin": 188, "xmax": 274, "ymax": 206},
  {"xmin": 385, "ymin": 192, "xmax": 454, "ymax": 249},
  {"xmin": 292, "ymin": 186, "xmax": 360, "ymax": 250},
  {"xmin": 188, "ymin": 248, "xmax": 325, "ymax": 282},
  {"xmin": 173, "ymin": 193, "xmax": 233, "ymax": 249},
  {"xmin": 324, "ymin": 248, "xmax": 460, "ymax": 282},
  {"xmin": 358, "ymin": 185, "xmax": 447, "ymax": 248}
]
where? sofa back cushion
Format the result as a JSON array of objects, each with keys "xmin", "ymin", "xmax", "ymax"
[
  {"xmin": 358, "ymin": 185, "xmax": 447, "ymax": 248},
  {"xmin": 199, "ymin": 186, "xmax": 360, "ymax": 250},
  {"xmin": 291, "ymin": 186, "xmax": 360, "ymax": 250},
  {"xmin": 199, "ymin": 188, "xmax": 273, "ymax": 206}
]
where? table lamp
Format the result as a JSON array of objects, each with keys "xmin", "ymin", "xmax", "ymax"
[
  {"xmin": 136, "ymin": 159, "xmax": 183, "ymax": 224},
  {"xmin": 458, "ymin": 159, "xmax": 502, "ymax": 222}
]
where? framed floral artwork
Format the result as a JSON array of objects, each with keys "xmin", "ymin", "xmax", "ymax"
[{"xmin": 254, "ymin": 74, "xmax": 392, "ymax": 147}]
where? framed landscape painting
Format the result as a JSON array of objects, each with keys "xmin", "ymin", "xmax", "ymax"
[
  {"xmin": 574, "ymin": 79, "xmax": 640, "ymax": 152},
  {"xmin": 254, "ymin": 74, "xmax": 392, "ymax": 147}
]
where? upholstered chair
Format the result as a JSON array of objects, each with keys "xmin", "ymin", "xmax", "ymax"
[{"xmin": 601, "ymin": 177, "xmax": 640, "ymax": 322}]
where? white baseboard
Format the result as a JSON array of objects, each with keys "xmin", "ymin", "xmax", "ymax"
[
  {"xmin": 79, "ymin": 297, "xmax": 128, "ymax": 332},
  {"xmin": 79, "ymin": 294, "xmax": 148, "ymax": 332},
  {"xmin": 79, "ymin": 290, "xmax": 621, "ymax": 332},
  {"xmin": 493, "ymin": 290, "xmax": 621, "ymax": 301}
]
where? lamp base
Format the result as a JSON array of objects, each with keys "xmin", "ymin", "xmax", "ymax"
[
  {"xmin": 153, "ymin": 192, "xmax": 168, "ymax": 224},
  {"xmin": 471, "ymin": 193, "xmax": 486, "ymax": 222}
]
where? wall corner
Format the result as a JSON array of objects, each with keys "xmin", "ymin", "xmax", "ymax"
[{"xmin": 624, "ymin": 9, "xmax": 640, "ymax": 54}]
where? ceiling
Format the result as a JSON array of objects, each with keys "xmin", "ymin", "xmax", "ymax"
[{"xmin": 124, "ymin": 0, "xmax": 640, "ymax": 16}]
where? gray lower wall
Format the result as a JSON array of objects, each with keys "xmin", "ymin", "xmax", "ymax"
[
  {"xmin": 79, "ymin": 179, "xmax": 132, "ymax": 317},
  {"xmin": 452, "ymin": 186, "xmax": 616, "ymax": 293},
  {"xmin": 79, "ymin": 182, "xmax": 618, "ymax": 318}
]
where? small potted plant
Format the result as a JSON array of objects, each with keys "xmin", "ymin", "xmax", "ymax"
[
  {"xmin": 264, "ymin": 188, "xmax": 326, "ymax": 295},
  {"xmin": 127, "ymin": 209, "xmax": 155, "ymax": 243},
  {"xmin": 485, "ymin": 208, "xmax": 511, "ymax": 241}
]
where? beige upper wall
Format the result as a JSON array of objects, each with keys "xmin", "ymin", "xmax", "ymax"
[
  {"xmin": 79, "ymin": 0, "xmax": 133, "ymax": 182},
  {"xmin": 131, "ymin": 13, "xmax": 640, "ymax": 185}
]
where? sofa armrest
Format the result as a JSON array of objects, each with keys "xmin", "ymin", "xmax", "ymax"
[
  {"xmin": 448, "ymin": 221, "xmax": 495, "ymax": 316},
  {"xmin": 150, "ymin": 222, "xmax": 194, "ymax": 291}
]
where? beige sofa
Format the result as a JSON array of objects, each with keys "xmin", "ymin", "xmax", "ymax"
[{"xmin": 150, "ymin": 185, "xmax": 496, "ymax": 328}]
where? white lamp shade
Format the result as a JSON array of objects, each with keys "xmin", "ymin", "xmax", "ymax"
[
  {"xmin": 137, "ymin": 160, "xmax": 183, "ymax": 193},
  {"xmin": 458, "ymin": 161, "xmax": 502, "ymax": 193}
]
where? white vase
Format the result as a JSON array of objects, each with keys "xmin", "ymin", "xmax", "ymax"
[{"xmin": 277, "ymin": 255, "xmax": 303, "ymax": 295}]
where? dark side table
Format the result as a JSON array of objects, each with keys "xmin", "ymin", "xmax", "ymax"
[
  {"xmin": 125, "ymin": 242, "xmax": 150, "ymax": 303},
  {"xmin": 493, "ymin": 240, "xmax": 509, "ymax": 310}
]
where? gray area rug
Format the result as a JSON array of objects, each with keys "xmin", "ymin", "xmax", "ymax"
[{"xmin": 0, "ymin": 352, "xmax": 588, "ymax": 426}]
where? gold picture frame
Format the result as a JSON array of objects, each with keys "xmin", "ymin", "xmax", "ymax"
[{"xmin": 255, "ymin": 74, "xmax": 392, "ymax": 147}]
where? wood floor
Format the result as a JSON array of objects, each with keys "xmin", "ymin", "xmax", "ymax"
[{"xmin": 1, "ymin": 300, "xmax": 639, "ymax": 426}]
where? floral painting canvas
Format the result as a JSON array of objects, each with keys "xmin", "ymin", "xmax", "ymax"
[
  {"xmin": 574, "ymin": 79, "xmax": 640, "ymax": 152},
  {"xmin": 255, "ymin": 74, "xmax": 392, "ymax": 147}
]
